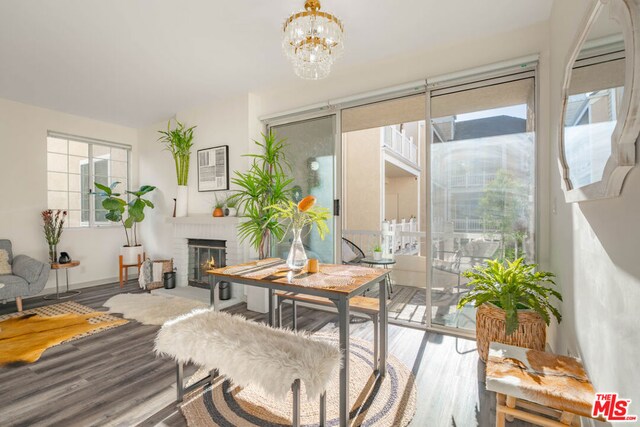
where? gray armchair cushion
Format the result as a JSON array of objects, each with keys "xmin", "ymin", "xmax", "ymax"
[
  {"xmin": 0, "ymin": 239, "xmax": 12, "ymax": 263},
  {"xmin": 12, "ymin": 254, "xmax": 45, "ymax": 284},
  {"xmin": 0, "ymin": 274, "xmax": 29, "ymax": 299}
]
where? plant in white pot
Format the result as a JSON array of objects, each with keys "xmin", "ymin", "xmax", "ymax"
[
  {"xmin": 457, "ymin": 257, "xmax": 562, "ymax": 362},
  {"xmin": 372, "ymin": 244, "xmax": 383, "ymax": 261},
  {"xmin": 94, "ymin": 182, "xmax": 156, "ymax": 265},
  {"xmin": 157, "ymin": 120, "xmax": 196, "ymax": 217}
]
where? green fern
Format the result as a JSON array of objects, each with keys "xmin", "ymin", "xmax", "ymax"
[{"xmin": 457, "ymin": 258, "xmax": 562, "ymax": 335}]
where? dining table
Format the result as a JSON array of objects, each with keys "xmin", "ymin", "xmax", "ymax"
[{"xmin": 206, "ymin": 259, "xmax": 390, "ymax": 427}]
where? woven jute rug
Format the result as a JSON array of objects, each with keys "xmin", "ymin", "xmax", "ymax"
[
  {"xmin": 180, "ymin": 332, "xmax": 416, "ymax": 427},
  {"xmin": 0, "ymin": 301, "xmax": 127, "ymax": 365}
]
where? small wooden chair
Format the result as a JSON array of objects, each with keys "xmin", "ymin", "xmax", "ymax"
[
  {"xmin": 118, "ymin": 252, "xmax": 145, "ymax": 288},
  {"xmin": 486, "ymin": 342, "xmax": 599, "ymax": 427}
]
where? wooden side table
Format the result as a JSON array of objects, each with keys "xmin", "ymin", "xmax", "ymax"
[
  {"xmin": 44, "ymin": 261, "xmax": 81, "ymax": 300},
  {"xmin": 119, "ymin": 253, "xmax": 145, "ymax": 288}
]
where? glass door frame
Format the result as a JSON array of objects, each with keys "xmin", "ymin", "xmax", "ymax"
[
  {"xmin": 424, "ymin": 65, "xmax": 540, "ymax": 339},
  {"xmin": 261, "ymin": 60, "xmax": 539, "ymax": 340},
  {"xmin": 266, "ymin": 110, "xmax": 343, "ymax": 263}
]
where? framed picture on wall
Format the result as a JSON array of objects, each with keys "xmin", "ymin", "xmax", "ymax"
[{"xmin": 197, "ymin": 145, "xmax": 229, "ymax": 192}]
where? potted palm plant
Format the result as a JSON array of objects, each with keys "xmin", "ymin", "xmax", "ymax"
[
  {"xmin": 157, "ymin": 120, "xmax": 196, "ymax": 217},
  {"xmin": 229, "ymin": 131, "xmax": 293, "ymax": 259},
  {"xmin": 94, "ymin": 182, "xmax": 156, "ymax": 265},
  {"xmin": 458, "ymin": 258, "xmax": 562, "ymax": 362}
]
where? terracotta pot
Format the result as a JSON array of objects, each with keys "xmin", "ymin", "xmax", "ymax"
[
  {"xmin": 476, "ymin": 302, "xmax": 546, "ymax": 362},
  {"xmin": 213, "ymin": 207, "xmax": 224, "ymax": 217}
]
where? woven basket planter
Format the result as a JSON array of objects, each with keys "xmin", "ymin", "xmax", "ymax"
[{"xmin": 476, "ymin": 302, "xmax": 546, "ymax": 362}]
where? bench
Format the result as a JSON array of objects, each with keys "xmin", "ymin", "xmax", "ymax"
[
  {"xmin": 154, "ymin": 308, "xmax": 341, "ymax": 427},
  {"xmin": 486, "ymin": 342, "xmax": 599, "ymax": 427},
  {"xmin": 276, "ymin": 291, "xmax": 381, "ymax": 370}
]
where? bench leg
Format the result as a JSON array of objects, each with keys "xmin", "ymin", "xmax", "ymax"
[
  {"xmin": 277, "ymin": 296, "xmax": 283, "ymax": 328},
  {"xmin": 320, "ymin": 391, "xmax": 327, "ymax": 427},
  {"xmin": 177, "ymin": 362, "xmax": 185, "ymax": 403},
  {"xmin": 505, "ymin": 395, "xmax": 516, "ymax": 422},
  {"xmin": 372, "ymin": 313, "xmax": 379, "ymax": 371},
  {"xmin": 292, "ymin": 300, "xmax": 298, "ymax": 331},
  {"xmin": 496, "ymin": 393, "xmax": 506, "ymax": 427},
  {"xmin": 292, "ymin": 379, "xmax": 301, "ymax": 427}
]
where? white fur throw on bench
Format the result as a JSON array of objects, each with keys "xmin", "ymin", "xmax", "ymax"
[{"xmin": 154, "ymin": 308, "xmax": 341, "ymax": 400}]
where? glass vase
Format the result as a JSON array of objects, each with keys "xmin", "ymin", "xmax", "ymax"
[
  {"xmin": 48, "ymin": 244, "xmax": 57, "ymax": 264},
  {"xmin": 286, "ymin": 227, "xmax": 307, "ymax": 272}
]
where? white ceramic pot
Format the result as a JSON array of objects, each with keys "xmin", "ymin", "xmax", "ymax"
[
  {"xmin": 121, "ymin": 245, "xmax": 144, "ymax": 265},
  {"xmin": 373, "ymin": 251, "xmax": 382, "ymax": 261},
  {"xmin": 175, "ymin": 185, "xmax": 188, "ymax": 217},
  {"xmin": 226, "ymin": 207, "xmax": 237, "ymax": 217}
]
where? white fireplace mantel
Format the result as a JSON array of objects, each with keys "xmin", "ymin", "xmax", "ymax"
[{"xmin": 168, "ymin": 215, "xmax": 247, "ymax": 288}]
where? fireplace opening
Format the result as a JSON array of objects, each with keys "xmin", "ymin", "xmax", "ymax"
[{"xmin": 188, "ymin": 239, "xmax": 226, "ymax": 293}]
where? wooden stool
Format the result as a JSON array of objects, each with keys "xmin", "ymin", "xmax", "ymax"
[
  {"xmin": 119, "ymin": 252, "xmax": 145, "ymax": 288},
  {"xmin": 486, "ymin": 342, "xmax": 600, "ymax": 427}
]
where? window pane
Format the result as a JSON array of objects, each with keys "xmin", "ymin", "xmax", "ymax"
[
  {"xmin": 48, "ymin": 191, "xmax": 68, "ymax": 210},
  {"xmin": 430, "ymin": 77, "xmax": 536, "ymax": 332},
  {"xmin": 69, "ymin": 192, "xmax": 82, "ymax": 210},
  {"xmin": 48, "ymin": 172, "xmax": 68, "ymax": 191},
  {"xmin": 111, "ymin": 147, "xmax": 128, "ymax": 162},
  {"xmin": 112, "ymin": 180, "xmax": 128, "ymax": 194},
  {"xmin": 69, "ymin": 155, "xmax": 89, "ymax": 174},
  {"xmin": 93, "ymin": 145, "xmax": 110, "ymax": 158},
  {"xmin": 69, "ymin": 141, "xmax": 88, "ymax": 157},
  {"xmin": 47, "ymin": 153, "xmax": 68, "ymax": 173},
  {"xmin": 67, "ymin": 210, "xmax": 88, "ymax": 227},
  {"xmin": 68, "ymin": 173, "xmax": 86, "ymax": 192},
  {"xmin": 93, "ymin": 158, "xmax": 110, "ymax": 179},
  {"xmin": 111, "ymin": 160, "xmax": 128, "ymax": 179},
  {"xmin": 95, "ymin": 209, "xmax": 109, "ymax": 223},
  {"xmin": 47, "ymin": 137, "xmax": 67, "ymax": 154}
]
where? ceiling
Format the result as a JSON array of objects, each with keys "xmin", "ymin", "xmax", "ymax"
[{"xmin": 0, "ymin": 0, "xmax": 553, "ymax": 127}]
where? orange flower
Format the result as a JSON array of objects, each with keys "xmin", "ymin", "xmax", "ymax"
[{"xmin": 297, "ymin": 195, "xmax": 316, "ymax": 212}]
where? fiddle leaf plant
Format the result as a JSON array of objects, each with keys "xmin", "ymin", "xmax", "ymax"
[
  {"xmin": 94, "ymin": 182, "xmax": 156, "ymax": 247},
  {"xmin": 457, "ymin": 257, "xmax": 562, "ymax": 335}
]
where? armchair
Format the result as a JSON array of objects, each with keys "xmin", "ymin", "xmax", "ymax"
[{"xmin": 0, "ymin": 240, "xmax": 50, "ymax": 311}]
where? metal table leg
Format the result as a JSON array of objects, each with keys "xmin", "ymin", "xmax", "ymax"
[
  {"xmin": 44, "ymin": 268, "xmax": 80, "ymax": 300},
  {"xmin": 268, "ymin": 288, "xmax": 276, "ymax": 327},
  {"xmin": 379, "ymin": 277, "xmax": 388, "ymax": 377},
  {"xmin": 336, "ymin": 295, "xmax": 351, "ymax": 427}
]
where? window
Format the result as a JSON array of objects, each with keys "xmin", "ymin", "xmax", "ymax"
[{"xmin": 46, "ymin": 132, "xmax": 131, "ymax": 227}]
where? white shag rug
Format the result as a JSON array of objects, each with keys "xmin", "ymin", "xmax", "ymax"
[{"xmin": 103, "ymin": 293, "xmax": 207, "ymax": 325}]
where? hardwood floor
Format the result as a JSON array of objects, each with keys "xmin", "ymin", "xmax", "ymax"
[{"xmin": 0, "ymin": 281, "xmax": 533, "ymax": 427}]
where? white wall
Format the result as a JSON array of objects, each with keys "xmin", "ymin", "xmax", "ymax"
[
  {"xmin": 138, "ymin": 94, "xmax": 260, "ymax": 260},
  {"xmin": 0, "ymin": 98, "xmax": 138, "ymax": 294},
  {"xmin": 548, "ymin": 0, "xmax": 640, "ymax": 422}
]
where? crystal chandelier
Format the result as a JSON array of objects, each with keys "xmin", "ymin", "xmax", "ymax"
[{"xmin": 282, "ymin": 0, "xmax": 344, "ymax": 80}]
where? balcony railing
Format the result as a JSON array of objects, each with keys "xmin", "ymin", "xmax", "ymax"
[
  {"xmin": 343, "ymin": 219, "xmax": 425, "ymax": 257},
  {"xmin": 449, "ymin": 172, "xmax": 496, "ymax": 188},
  {"xmin": 381, "ymin": 126, "xmax": 419, "ymax": 166}
]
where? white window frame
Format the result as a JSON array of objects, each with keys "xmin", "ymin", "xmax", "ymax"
[{"xmin": 46, "ymin": 131, "xmax": 132, "ymax": 229}]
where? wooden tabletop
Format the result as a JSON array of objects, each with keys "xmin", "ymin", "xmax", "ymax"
[
  {"xmin": 51, "ymin": 260, "xmax": 80, "ymax": 269},
  {"xmin": 207, "ymin": 259, "xmax": 388, "ymax": 295}
]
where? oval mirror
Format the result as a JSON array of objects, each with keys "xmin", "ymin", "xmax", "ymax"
[{"xmin": 560, "ymin": 0, "xmax": 640, "ymax": 202}]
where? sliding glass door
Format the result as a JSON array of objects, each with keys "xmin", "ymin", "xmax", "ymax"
[
  {"xmin": 269, "ymin": 115, "xmax": 338, "ymax": 263},
  {"xmin": 429, "ymin": 74, "xmax": 536, "ymax": 332}
]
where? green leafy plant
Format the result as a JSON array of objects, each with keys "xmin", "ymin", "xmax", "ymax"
[
  {"xmin": 94, "ymin": 182, "xmax": 156, "ymax": 247},
  {"xmin": 229, "ymin": 131, "xmax": 293, "ymax": 259},
  {"xmin": 457, "ymin": 258, "xmax": 562, "ymax": 335},
  {"xmin": 157, "ymin": 120, "xmax": 196, "ymax": 186},
  {"xmin": 225, "ymin": 194, "xmax": 238, "ymax": 209},
  {"xmin": 373, "ymin": 244, "xmax": 382, "ymax": 253},
  {"xmin": 268, "ymin": 199, "xmax": 331, "ymax": 241},
  {"xmin": 214, "ymin": 193, "xmax": 226, "ymax": 209}
]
